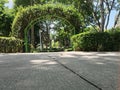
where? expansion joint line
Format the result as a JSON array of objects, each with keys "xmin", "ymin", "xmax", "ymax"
[{"xmin": 52, "ymin": 58, "xmax": 102, "ymax": 90}]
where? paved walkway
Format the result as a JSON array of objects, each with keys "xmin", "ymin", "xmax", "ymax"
[{"xmin": 0, "ymin": 52, "xmax": 119, "ymax": 90}]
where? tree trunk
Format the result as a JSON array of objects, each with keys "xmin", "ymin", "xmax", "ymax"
[
  {"xmin": 100, "ymin": 0, "xmax": 105, "ymax": 32},
  {"xmin": 114, "ymin": 11, "xmax": 120, "ymax": 28},
  {"xmin": 31, "ymin": 25, "xmax": 34, "ymax": 47}
]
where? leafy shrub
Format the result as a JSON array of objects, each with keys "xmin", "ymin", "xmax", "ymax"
[
  {"xmin": 0, "ymin": 37, "xmax": 23, "ymax": 53},
  {"xmin": 83, "ymin": 26, "xmax": 99, "ymax": 33},
  {"xmin": 71, "ymin": 31, "xmax": 120, "ymax": 51},
  {"xmin": 109, "ymin": 31, "xmax": 120, "ymax": 51},
  {"xmin": 64, "ymin": 48, "xmax": 73, "ymax": 51},
  {"xmin": 107, "ymin": 27, "xmax": 120, "ymax": 33}
]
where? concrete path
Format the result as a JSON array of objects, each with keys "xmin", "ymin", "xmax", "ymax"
[{"xmin": 0, "ymin": 52, "xmax": 119, "ymax": 90}]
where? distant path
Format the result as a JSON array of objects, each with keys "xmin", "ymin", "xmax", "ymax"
[{"xmin": 0, "ymin": 52, "xmax": 119, "ymax": 90}]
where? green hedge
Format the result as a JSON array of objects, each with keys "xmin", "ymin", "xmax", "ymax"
[
  {"xmin": 71, "ymin": 32, "xmax": 120, "ymax": 51},
  {"xmin": 0, "ymin": 37, "xmax": 23, "ymax": 53},
  {"xmin": 109, "ymin": 31, "xmax": 120, "ymax": 51}
]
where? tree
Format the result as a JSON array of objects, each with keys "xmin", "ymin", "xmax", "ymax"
[
  {"xmin": 91, "ymin": 0, "xmax": 120, "ymax": 32},
  {"xmin": 14, "ymin": 0, "xmax": 52, "ymax": 7},
  {"xmin": 100, "ymin": 0, "xmax": 104, "ymax": 32},
  {"xmin": 14, "ymin": 0, "xmax": 40, "ymax": 47},
  {"xmin": 0, "ymin": 0, "xmax": 7, "ymax": 4},
  {"xmin": 114, "ymin": 11, "xmax": 120, "ymax": 28},
  {"xmin": 14, "ymin": 0, "xmax": 94, "ymax": 29},
  {"xmin": 0, "ymin": 0, "xmax": 14, "ymax": 36},
  {"xmin": 52, "ymin": 0, "xmax": 93, "ymax": 27},
  {"xmin": 51, "ymin": 19, "xmax": 73, "ymax": 48},
  {"xmin": 114, "ymin": 0, "xmax": 120, "ymax": 28}
]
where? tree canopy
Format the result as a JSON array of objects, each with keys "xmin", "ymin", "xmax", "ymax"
[
  {"xmin": 14, "ymin": 0, "xmax": 93, "ymax": 27},
  {"xmin": 91, "ymin": 0, "xmax": 120, "ymax": 31}
]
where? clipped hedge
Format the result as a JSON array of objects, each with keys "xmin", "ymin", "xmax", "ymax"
[
  {"xmin": 0, "ymin": 37, "xmax": 23, "ymax": 53},
  {"xmin": 109, "ymin": 31, "xmax": 120, "ymax": 51},
  {"xmin": 71, "ymin": 32, "xmax": 120, "ymax": 51}
]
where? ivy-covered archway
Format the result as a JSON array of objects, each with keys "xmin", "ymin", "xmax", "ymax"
[{"xmin": 11, "ymin": 3, "xmax": 83, "ymax": 52}]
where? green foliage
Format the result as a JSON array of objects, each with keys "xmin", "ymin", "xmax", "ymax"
[
  {"xmin": 91, "ymin": 0, "xmax": 120, "ymax": 31},
  {"xmin": 0, "ymin": 9, "xmax": 14, "ymax": 36},
  {"xmin": 0, "ymin": 37, "xmax": 23, "ymax": 53},
  {"xmin": 83, "ymin": 26, "xmax": 99, "ymax": 33},
  {"xmin": 107, "ymin": 27, "xmax": 120, "ymax": 33},
  {"xmin": 115, "ymin": 27, "xmax": 120, "ymax": 32},
  {"xmin": 64, "ymin": 47, "xmax": 73, "ymax": 51},
  {"xmin": 14, "ymin": 0, "xmax": 93, "ymax": 29},
  {"xmin": 14, "ymin": 0, "xmax": 52, "ymax": 7},
  {"xmin": 0, "ymin": 0, "xmax": 8, "ymax": 4},
  {"xmin": 52, "ymin": 41, "xmax": 60, "ymax": 48},
  {"xmin": 52, "ymin": 0, "xmax": 93, "ymax": 26},
  {"xmin": 0, "ymin": 0, "xmax": 15, "ymax": 36},
  {"xmin": 108, "ymin": 28, "xmax": 120, "ymax": 51},
  {"xmin": 71, "ymin": 31, "xmax": 120, "ymax": 51},
  {"xmin": 56, "ymin": 29, "xmax": 71, "ymax": 48},
  {"xmin": 11, "ymin": 3, "xmax": 83, "ymax": 38}
]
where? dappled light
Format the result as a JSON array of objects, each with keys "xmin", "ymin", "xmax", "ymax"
[
  {"xmin": 59, "ymin": 53, "xmax": 76, "ymax": 58},
  {"xmin": 81, "ymin": 55, "xmax": 99, "ymax": 59},
  {"xmin": 97, "ymin": 53, "xmax": 119, "ymax": 56},
  {"xmin": 30, "ymin": 59, "xmax": 57, "ymax": 65},
  {"xmin": 95, "ymin": 62, "xmax": 105, "ymax": 65},
  {"xmin": 0, "ymin": 52, "xmax": 119, "ymax": 90}
]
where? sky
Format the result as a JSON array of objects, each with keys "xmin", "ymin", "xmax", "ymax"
[
  {"xmin": 5, "ymin": 0, "xmax": 117, "ymax": 29},
  {"xmin": 107, "ymin": 10, "xmax": 116, "ymax": 29},
  {"xmin": 5, "ymin": 0, "xmax": 13, "ymax": 9}
]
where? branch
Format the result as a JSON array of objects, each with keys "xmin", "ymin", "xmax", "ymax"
[
  {"xmin": 114, "ymin": 10, "xmax": 120, "ymax": 28},
  {"xmin": 92, "ymin": 0, "xmax": 101, "ymax": 29},
  {"xmin": 92, "ymin": 11, "xmax": 101, "ymax": 28}
]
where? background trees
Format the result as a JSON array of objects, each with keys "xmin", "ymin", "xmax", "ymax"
[
  {"xmin": 13, "ymin": 0, "xmax": 120, "ymax": 32},
  {"xmin": 91, "ymin": 0, "xmax": 120, "ymax": 32},
  {"xmin": 14, "ymin": 0, "xmax": 53, "ymax": 7},
  {"xmin": 0, "ymin": 0, "xmax": 120, "ymax": 52},
  {"xmin": 0, "ymin": 0, "xmax": 14, "ymax": 36},
  {"xmin": 1, "ymin": 0, "xmax": 120, "ymax": 36}
]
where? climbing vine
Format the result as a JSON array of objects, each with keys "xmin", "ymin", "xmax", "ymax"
[{"xmin": 11, "ymin": 3, "xmax": 84, "ymax": 38}]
